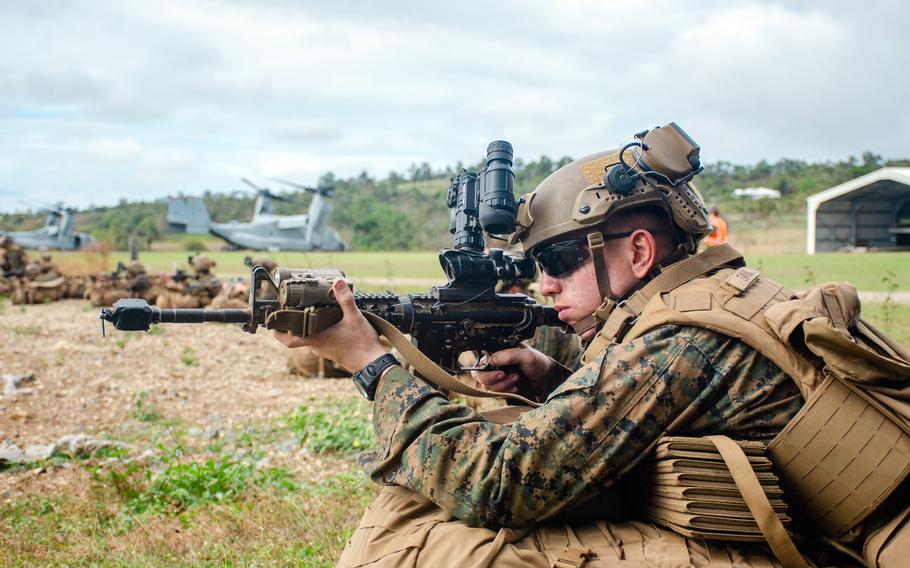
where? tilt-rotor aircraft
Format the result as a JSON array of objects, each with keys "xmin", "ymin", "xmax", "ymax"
[
  {"xmin": 167, "ymin": 178, "xmax": 347, "ymax": 251},
  {"xmin": 0, "ymin": 203, "xmax": 96, "ymax": 250}
]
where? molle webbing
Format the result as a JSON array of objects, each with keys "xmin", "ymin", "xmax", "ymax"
[{"xmin": 591, "ymin": 255, "xmax": 910, "ymax": 539}]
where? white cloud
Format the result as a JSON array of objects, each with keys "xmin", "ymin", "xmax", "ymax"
[
  {"xmin": 0, "ymin": 0, "xmax": 907, "ymax": 212},
  {"xmin": 84, "ymin": 138, "xmax": 143, "ymax": 160}
]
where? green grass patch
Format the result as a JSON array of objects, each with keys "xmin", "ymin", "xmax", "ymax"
[
  {"xmin": 290, "ymin": 398, "xmax": 374, "ymax": 454},
  {"xmin": 129, "ymin": 391, "xmax": 162, "ymax": 423},
  {"xmin": 181, "ymin": 346, "xmax": 197, "ymax": 366},
  {"xmin": 1, "ymin": 468, "xmax": 376, "ymax": 566},
  {"xmin": 10, "ymin": 323, "xmax": 42, "ymax": 335},
  {"xmin": 862, "ymin": 302, "xmax": 910, "ymax": 347},
  {"xmin": 746, "ymin": 252, "xmax": 910, "ymax": 292},
  {"xmin": 95, "ymin": 446, "xmax": 298, "ymax": 516}
]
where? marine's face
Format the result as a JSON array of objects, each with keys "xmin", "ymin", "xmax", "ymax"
[
  {"xmin": 538, "ymin": 255, "xmax": 602, "ymax": 340},
  {"xmin": 537, "ymin": 239, "xmax": 639, "ymax": 340}
]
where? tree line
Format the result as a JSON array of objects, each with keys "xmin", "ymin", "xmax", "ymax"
[{"xmin": 1, "ymin": 153, "xmax": 906, "ymax": 251}]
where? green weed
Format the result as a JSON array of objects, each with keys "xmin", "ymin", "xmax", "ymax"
[
  {"xmin": 802, "ymin": 264, "xmax": 816, "ymax": 287},
  {"xmin": 131, "ymin": 455, "xmax": 254, "ymax": 513},
  {"xmin": 881, "ymin": 270, "xmax": 898, "ymax": 332},
  {"xmin": 130, "ymin": 390, "xmax": 162, "ymax": 423},
  {"xmin": 290, "ymin": 398, "xmax": 374, "ymax": 454},
  {"xmin": 93, "ymin": 446, "xmax": 297, "ymax": 516},
  {"xmin": 181, "ymin": 346, "xmax": 197, "ymax": 366},
  {"xmin": 114, "ymin": 337, "xmax": 127, "ymax": 350},
  {"xmin": 11, "ymin": 323, "xmax": 41, "ymax": 335},
  {"xmin": 148, "ymin": 325, "xmax": 165, "ymax": 336}
]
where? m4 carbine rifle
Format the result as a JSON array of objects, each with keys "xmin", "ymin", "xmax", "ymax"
[{"xmin": 100, "ymin": 141, "xmax": 565, "ymax": 373}]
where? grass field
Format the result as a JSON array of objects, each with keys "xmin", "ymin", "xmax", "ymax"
[
  {"xmin": 5, "ymin": 202, "xmax": 909, "ymax": 565},
  {"xmin": 52, "ymin": 246, "xmax": 908, "ymax": 294}
]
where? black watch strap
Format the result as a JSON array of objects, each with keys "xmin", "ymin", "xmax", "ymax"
[{"xmin": 352, "ymin": 353, "xmax": 400, "ymax": 401}]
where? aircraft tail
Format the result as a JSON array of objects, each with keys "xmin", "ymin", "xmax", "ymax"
[{"xmin": 167, "ymin": 197, "xmax": 211, "ymax": 234}]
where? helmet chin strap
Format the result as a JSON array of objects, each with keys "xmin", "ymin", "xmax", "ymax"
[
  {"xmin": 572, "ymin": 231, "xmax": 615, "ymax": 335},
  {"xmin": 572, "ymin": 234, "xmax": 690, "ymax": 337}
]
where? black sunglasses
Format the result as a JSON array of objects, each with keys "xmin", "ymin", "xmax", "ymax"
[{"xmin": 533, "ymin": 229, "xmax": 648, "ymax": 277}]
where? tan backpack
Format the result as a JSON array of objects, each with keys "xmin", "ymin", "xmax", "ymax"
[{"xmin": 588, "ymin": 245, "xmax": 910, "ymax": 567}]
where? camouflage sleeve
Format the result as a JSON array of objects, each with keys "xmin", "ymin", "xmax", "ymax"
[{"xmin": 358, "ymin": 324, "xmax": 799, "ymax": 529}]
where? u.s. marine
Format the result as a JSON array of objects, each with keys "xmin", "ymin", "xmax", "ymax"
[{"xmin": 275, "ymin": 124, "xmax": 909, "ymax": 567}]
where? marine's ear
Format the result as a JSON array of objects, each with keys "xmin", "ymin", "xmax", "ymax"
[{"xmin": 628, "ymin": 229, "xmax": 660, "ymax": 280}]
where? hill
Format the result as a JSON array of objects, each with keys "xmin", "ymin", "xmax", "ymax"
[{"xmin": 1, "ymin": 152, "xmax": 907, "ymax": 251}]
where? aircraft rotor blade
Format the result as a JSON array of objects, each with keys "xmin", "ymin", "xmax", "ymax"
[
  {"xmin": 241, "ymin": 177, "xmax": 267, "ymax": 193},
  {"xmin": 270, "ymin": 177, "xmax": 334, "ymax": 197}
]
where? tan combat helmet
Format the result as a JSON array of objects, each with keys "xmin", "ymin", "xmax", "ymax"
[
  {"xmin": 512, "ymin": 123, "xmax": 712, "ymax": 333},
  {"xmin": 249, "ymin": 257, "xmax": 277, "ymax": 273},
  {"xmin": 125, "ymin": 260, "xmax": 146, "ymax": 276},
  {"xmin": 190, "ymin": 254, "xmax": 216, "ymax": 274}
]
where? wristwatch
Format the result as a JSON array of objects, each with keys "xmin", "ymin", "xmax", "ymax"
[{"xmin": 352, "ymin": 353, "xmax": 400, "ymax": 401}]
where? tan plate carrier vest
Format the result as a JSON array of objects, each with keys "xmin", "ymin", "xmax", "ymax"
[{"xmin": 582, "ymin": 244, "xmax": 910, "ymax": 565}]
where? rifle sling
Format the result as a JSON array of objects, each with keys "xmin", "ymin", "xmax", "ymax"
[
  {"xmin": 362, "ymin": 312, "xmax": 541, "ymax": 408},
  {"xmin": 706, "ymin": 435, "xmax": 811, "ymax": 568}
]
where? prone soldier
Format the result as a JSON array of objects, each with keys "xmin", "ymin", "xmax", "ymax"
[
  {"xmin": 0, "ymin": 236, "xmax": 28, "ymax": 294},
  {"xmin": 11, "ymin": 257, "xmax": 66, "ymax": 304},
  {"xmin": 123, "ymin": 260, "xmax": 162, "ymax": 304},
  {"xmin": 155, "ymin": 254, "xmax": 221, "ymax": 308}
]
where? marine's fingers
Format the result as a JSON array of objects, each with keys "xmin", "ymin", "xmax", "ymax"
[
  {"xmin": 272, "ymin": 329, "xmax": 308, "ymax": 348},
  {"xmin": 486, "ymin": 374, "xmax": 520, "ymax": 393},
  {"xmin": 488, "ymin": 347, "xmax": 530, "ymax": 367},
  {"xmin": 331, "ymin": 279, "xmax": 358, "ymax": 318},
  {"xmin": 474, "ymin": 370, "xmax": 505, "ymax": 386}
]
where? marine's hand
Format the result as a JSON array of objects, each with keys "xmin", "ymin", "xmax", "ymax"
[
  {"xmin": 272, "ymin": 279, "xmax": 387, "ymax": 372},
  {"xmin": 472, "ymin": 344, "xmax": 552, "ymax": 395}
]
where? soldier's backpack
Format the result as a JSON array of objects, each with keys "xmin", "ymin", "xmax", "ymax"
[{"xmin": 586, "ymin": 245, "xmax": 910, "ymax": 567}]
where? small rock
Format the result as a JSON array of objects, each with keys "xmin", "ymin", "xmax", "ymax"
[
  {"xmin": 53, "ymin": 433, "xmax": 118, "ymax": 457},
  {"xmin": 23, "ymin": 444, "xmax": 55, "ymax": 461},
  {"xmin": 202, "ymin": 428, "xmax": 222, "ymax": 440},
  {"xmin": 3, "ymin": 373, "xmax": 36, "ymax": 396},
  {"xmin": 276, "ymin": 439, "xmax": 297, "ymax": 453},
  {"xmin": 0, "ymin": 444, "xmax": 25, "ymax": 464}
]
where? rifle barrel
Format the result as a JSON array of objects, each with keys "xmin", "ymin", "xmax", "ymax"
[{"xmin": 156, "ymin": 308, "xmax": 251, "ymax": 324}]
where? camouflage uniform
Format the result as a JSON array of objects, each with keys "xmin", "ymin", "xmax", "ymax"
[
  {"xmin": 11, "ymin": 259, "xmax": 66, "ymax": 304},
  {"xmin": 1, "ymin": 236, "xmax": 28, "ymax": 277},
  {"xmin": 359, "ymin": 323, "xmax": 801, "ymax": 530},
  {"xmin": 123, "ymin": 260, "xmax": 161, "ymax": 303}
]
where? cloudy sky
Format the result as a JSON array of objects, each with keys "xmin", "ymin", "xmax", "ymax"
[{"xmin": 1, "ymin": 0, "xmax": 907, "ymax": 212}]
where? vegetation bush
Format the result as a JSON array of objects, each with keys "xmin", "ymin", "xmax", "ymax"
[
  {"xmin": 289, "ymin": 398, "xmax": 374, "ymax": 454},
  {"xmin": 2, "ymin": 152, "xmax": 907, "ymax": 251},
  {"xmin": 182, "ymin": 236, "xmax": 207, "ymax": 252}
]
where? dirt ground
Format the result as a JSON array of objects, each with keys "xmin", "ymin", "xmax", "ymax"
[{"xmin": 0, "ymin": 299, "xmax": 358, "ymax": 501}]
